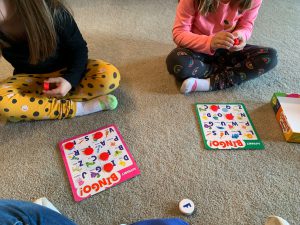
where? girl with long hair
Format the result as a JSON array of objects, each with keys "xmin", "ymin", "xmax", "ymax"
[{"xmin": 0, "ymin": 0, "xmax": 120, "ymax": 122}]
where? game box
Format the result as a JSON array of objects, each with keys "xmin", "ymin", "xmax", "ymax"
[{"xmin": 271, "ymin": 93, "xmax": 300, "ymax": 143}]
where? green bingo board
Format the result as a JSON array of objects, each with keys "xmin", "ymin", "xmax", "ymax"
[{"xmin": 195, "ymin": 103, "xmax": 264, "ymax": 150}]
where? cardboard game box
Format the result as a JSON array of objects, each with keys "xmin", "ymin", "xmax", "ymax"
[{"xmin": 271, "ymin": 93, "xmax": 300, "ymax": 143}]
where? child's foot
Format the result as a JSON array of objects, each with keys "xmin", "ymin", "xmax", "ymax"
[
  {"xmin": 33, "ymin": 197, "xmax": 60, "ymax": 214},
  {"xmin": 265, "ymin": 216, "xmax": 290, "ymax": 225},
  {"xmin": 180, "ymin": 78, "xmax": 210, "ymax": 94},
  {"xmin": 75, "ymin": 94, "xmax": 118, "ymax": 116}
]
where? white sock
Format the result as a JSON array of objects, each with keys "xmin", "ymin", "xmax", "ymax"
[
  {"xmin": 75, "ymin": 95, "xmax": 118, "ymax": 116},
  {"xmin": 33, "ymin": 197, "xmax": 60, "ymax": 214},
  {"xmin": 265, "ymin": 216, "xmax": 290, "ymax": 225},
  {"xmin": 180, "ymin": 78, "xmax": 210, "ymax": 94}
]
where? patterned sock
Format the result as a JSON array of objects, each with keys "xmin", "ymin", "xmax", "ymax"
[
  {"xmin": 180, "ymin": 78, "xmax": 211, "ymax": 94},
  {"xmin": 75, "ymin": 94, "xmax": 118, "ymax": 116}
]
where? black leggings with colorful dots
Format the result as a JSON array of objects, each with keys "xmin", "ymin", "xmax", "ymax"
[
  {"xmin": 0, "ymin": 59, "xmax": 120, "ymax": 122},
  {"xmin": 166, "ymin": 44, "xmax": 278, "ymax": 90}
]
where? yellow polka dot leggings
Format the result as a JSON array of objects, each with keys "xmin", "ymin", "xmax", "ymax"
[{"xmin": 0, "ymin": 59, "xmax": 120, "ymax": 122}]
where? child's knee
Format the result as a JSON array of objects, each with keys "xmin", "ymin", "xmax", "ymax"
[
  {"xmin": 166, "ymin": 48, "xmax": 192, "ymax": 81},
  {"xmin": 268, "ymin": 47, "xmax": 278, "ymax": 67},
  {"xmin": 263, "ymin": 47, "xmax": 278, "ymax": 71},
  {"xmin": 105, "ymin": 64, "xmax": 120, "ymax": 91},
  {"xmin": 87, "ymin": 60, "xmax": 120, "ymax": 94}
]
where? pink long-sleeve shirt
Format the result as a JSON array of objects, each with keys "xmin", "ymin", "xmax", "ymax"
[{"xmin": 173, "ymin": 0, "xmax": 262, "ymax": 55}]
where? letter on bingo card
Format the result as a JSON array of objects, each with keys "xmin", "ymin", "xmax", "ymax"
[
  {"xmin": 111, "ymin": 160, "xmax": 116, "ymax": 166},
  {"xmin": 111, "ymin": 173, "xmax": 119, "ymax": 181},
  {"xmin": 212, "ymin": 141, "xmax": 219, "ymax": 147},
  {"xmin": 225, "ymin": 141, "xmax": 233, "ymax": 147},
  {"xmin": 83, "ymin": 185, "xmax": 91, "ymax": 194},
  {"xmin": 98, "ymin": 178, "xmax": 107, "ymax": 188},
  {"xmin": 236, "ymin": 140, "xmax": 244, "ymax": 146},
  {"xmin": 92, "ymin": 183, "xmax": 100, "ymax": 192},
  {"xmin": 220, "ymin": 141, "xmax": 226, "ymax": 148}
]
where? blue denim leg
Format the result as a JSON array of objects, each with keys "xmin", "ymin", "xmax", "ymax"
[
  {"xmin": 130, "ymin": 218, "xmax": 189, "ymax": 225},
  {"xmin": 0, "ymin": 200, "xmax": 77, "ymax": 225}
]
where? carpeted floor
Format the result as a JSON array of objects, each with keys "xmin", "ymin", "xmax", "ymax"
[{"xmin": 0, "ymin": 0, "xmax": 299, "ymax": 225}]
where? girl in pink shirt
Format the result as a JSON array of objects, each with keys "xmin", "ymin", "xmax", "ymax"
[{"xmin": 166, "ymin": 0, "xmax": 277, "ymax": 93}]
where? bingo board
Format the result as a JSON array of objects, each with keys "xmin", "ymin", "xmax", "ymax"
[
  {"xmin": 58, "ymin": 124, "xmax": 140, "ymax": 202},
  {"xmin": 195, "ymin": 103, "xmax": 264, "ymax": 150}
]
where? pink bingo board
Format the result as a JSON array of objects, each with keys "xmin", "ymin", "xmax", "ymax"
[{"xmin": 58, "ymin": 124, "xmax": 140, "ymax": 202}]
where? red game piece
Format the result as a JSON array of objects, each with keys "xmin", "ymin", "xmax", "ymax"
[
  {"xmin": 43, "ymin": 82, "xmax": 50, "ymax": 91},
  {"xmin": 99, "ymin": 152, "xmax": 109, "ymax": 161},
  {"xmin": 225, "ymin": 113, "xmax": 234, "ymax": 120},
  {"xmin": 210, "ymin": 105, "xmax": 219, "ymax": 112},
  {"xmin": 234, "ymin": 38, "xmax": 240, "ymax": 46},
  {"xmin": 64, "ymin": 142, "xmax": 74, "ymax": 150},
  {"xmin": 43, "ymin": 82, "xmax": 57, "ymax": 91},
  {"xmin": 83, "ymin": 147, "xmax": 94, "ymax": 155},
  {"xmin": 103, "ymin": 163, "xmax": 114, "ymax": 172},
  {"xmin": 93, "ymin": 132, "xmax": 103, "ymax": 140}
]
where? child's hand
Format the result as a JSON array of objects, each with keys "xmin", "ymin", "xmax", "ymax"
[
  {"xmin": 229, "ymin": 32, "xmax": 246, "ymax": 52},
  {"xmin": 211, "ymin": 31, "xmax": 235, "ymax": 51},
  {"xmin": 43, "ymin": 77, "xmax": 72, "ymax": 98}
]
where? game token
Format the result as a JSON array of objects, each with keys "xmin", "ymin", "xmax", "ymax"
[
  {"xmin": 43, "ymin": 82, "xmax": 57, "ymax": 91},
  {"xmin": 103, "ymin": 163, "xmax": 114, "ymax": 172},
  {"xmin": 99, "ymin": 152, "xmax": 109, "ymax": 161},
  {"xmin": 43, "ymin": 82, "xmax": 50, "ymax": 91},
  {"xmin": 64, "ymin": 142, "xmax": 74, "ymax": 150},
  {"xmin": 179, "ymin": 199, "xmax": 195, "ymax": 215},
  {"xmin": 93, "ymin": 132, "xmax": 103, "ymax": 140},
  {"xmin": 225, "ymin": 113, "xmax": 234, "ymax": 120},
  {"xmin": 83, "ymin": 147, "xmax": 94, "ymax": 155},
  {"xmin": 210, "ymin": 105, "xmax": 219, "ymax": 112},
  {"xmin": 234, "ymin": 38, "xmax": 240, "ymax": 45}
]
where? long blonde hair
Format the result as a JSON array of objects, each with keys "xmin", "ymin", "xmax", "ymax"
[
  {"xmin": 1, "ymin": 0, "xmax": 71, "ymax": 64},
  {"xmin": 195, "ymin": 0, "xmax": 252, "ymax": 15}
]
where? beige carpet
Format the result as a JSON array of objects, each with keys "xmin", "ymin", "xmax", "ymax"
[{"xmin": 0, "ymin": 0, "xmax": 299, "ymax": 224}]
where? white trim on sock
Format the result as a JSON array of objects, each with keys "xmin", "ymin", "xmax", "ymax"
[
  {"xmin": 75, "ymin": 99, "xmax": 102, "ymax": 116},
  {"xmin": 180, "ymin": 78, "xmax": 210, "ymax": 94}
]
